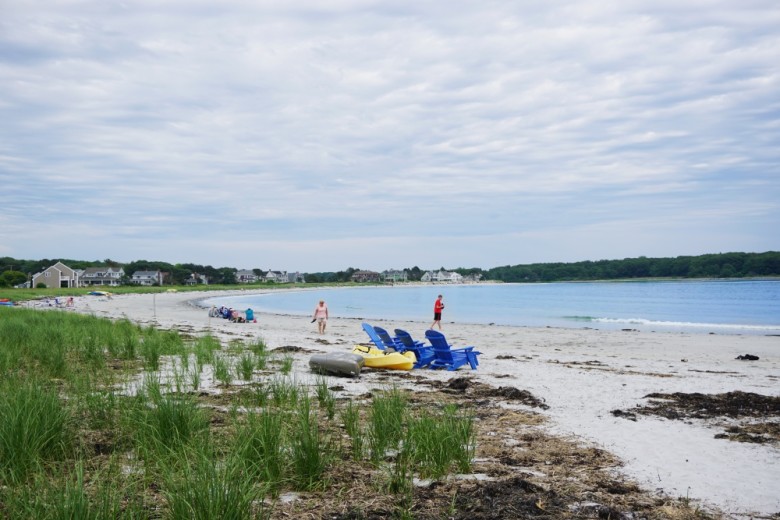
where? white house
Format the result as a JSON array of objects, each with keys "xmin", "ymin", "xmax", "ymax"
[
  {"xmin": 421, "ymin": 270, "xmax": 463, "ymax": 283},
  {"xmin": 80, "ymin": 266, "xmax": 125, "ymax": 287},
  {"xmin": 265, "ymin": 270, "xmax": 289, "ymax": 283},
  {"xmin": 236, "ymin": 269, "xmax": 259, "ymax": 283},
  {"xmin": 131, "ymin": 270, "xmax": 164, "ymax": 286}
]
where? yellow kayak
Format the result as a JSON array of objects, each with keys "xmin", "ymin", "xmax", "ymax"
[{"xmin": 352, "ymin": 345, "xmax": 415, "ymax": 371}]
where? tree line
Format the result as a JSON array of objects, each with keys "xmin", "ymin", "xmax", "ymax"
[
  {"xmin": 1, "ymin": 251, "xmax": 778, "ymax": 288},
  {"xmin": 475, "ymin": 251, "xmax": 780, "ymax": 282}
]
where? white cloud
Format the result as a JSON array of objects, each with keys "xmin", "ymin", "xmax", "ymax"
[{"xmin": 1, "ymin": 0, "xmax": 778, "ymax": 271}]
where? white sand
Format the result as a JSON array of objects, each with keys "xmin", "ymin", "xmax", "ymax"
[{"xmin": 66, "ymin": 289, "xmax": 779, "ymax": 518}]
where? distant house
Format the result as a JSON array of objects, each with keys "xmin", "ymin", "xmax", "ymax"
[
  {"xmin": 265, "ymin": 270, "xmax": 289, "ymax": 283},
  {"xmin": 421, "ymin": 270, "xmax": 463, "ymax": 283},
  {"xmin": 287, "ymin": 272, "xmax": 306, "ymax": 283},
  {"xmin": 131, "ymin": 270, "xmax": 164, "ymax": 286},
  {"xmin": 185, "ymin": 273, "xmax": 209, "ymax": 286},
  {"xmin": 80, "ymin": 266, "xmax": 125, "ymax": 287},
  {"xmin": 32, "ymin": 262, "xmax": 79, "ymax": 289},
  {"xmin": 236, "ymin": 269, "xmax": 259, "ymax": 283},
  {"xmin": 440, "ymin": 271, "xmax": 463, "ymax": 283},
  {"xmin": 351, "ymin": 270, "xmax": 380, "ymax": 283},
  {"xmin": 382, "ymin": 269, "xmax": 408, "ymax": 283}
]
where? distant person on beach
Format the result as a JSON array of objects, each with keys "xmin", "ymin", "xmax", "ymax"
[
  {"xmin": 312, "ymin": 300, "xmax": 329, "ymax": 334},
  {"xmin": 245, "ymin": 308, "xmax": 255, "ymax": 322},
  {"xmin": 430, "ymin": 294, "xmax": 444, "ymax": 330}
]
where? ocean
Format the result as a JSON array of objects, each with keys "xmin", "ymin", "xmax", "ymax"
[{"xmin": 202, "ymin": 279, "xmax": 780, "ymax": 336}]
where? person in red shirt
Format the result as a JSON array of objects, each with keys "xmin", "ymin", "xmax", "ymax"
[{"xmin": 430, "ymin": 294, "xmax": 444, "ymax": 330}]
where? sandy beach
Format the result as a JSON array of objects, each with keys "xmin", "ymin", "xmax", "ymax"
[{"xmin": 65, "ymin": 289, "xmax": 779, "ymax": 518}]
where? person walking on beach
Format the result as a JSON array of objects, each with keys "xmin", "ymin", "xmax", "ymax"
[
  {"xmin": 430, "ymin": 294, "xmax": 444, "ymax": 330},
  {"xmin": 312, "ymin": 300, "xmax": 329, "ymax": 334}
]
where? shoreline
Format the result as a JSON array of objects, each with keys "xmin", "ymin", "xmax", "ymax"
[
  {"xmin": 193, "ymin": 284, "xmax": 780, "ymax": 337},
  {"xmin": 69, "ymin": 289, "xmax": 779, "ymax": 517}
]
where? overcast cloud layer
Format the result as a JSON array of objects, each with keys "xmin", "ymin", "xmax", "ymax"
[{"xmin": 1, "ymin": 1, "xmax": 778, "ymax": 272}]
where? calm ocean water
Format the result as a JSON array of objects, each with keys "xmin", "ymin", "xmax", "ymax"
[{"xmin": 203, "ymin": 280, "xmax": 780, "ymax": 335}]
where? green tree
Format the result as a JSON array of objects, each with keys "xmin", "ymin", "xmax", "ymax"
[
  {"xmin": 1, "ymin": 270, "xmax": 28, "ymax": 287},
  {"xmin": 217, "ymin": 267, "xmax": 237, "ymax": 284}
]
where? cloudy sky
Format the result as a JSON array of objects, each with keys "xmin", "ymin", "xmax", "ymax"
[{"xmin": 1, "ymin": 1, "xmax": 778, "ymax": 272}]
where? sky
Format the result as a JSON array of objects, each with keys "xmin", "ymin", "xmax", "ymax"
[{"xmin": 1, "ymin": 1, "xmax": 779, "ymax": 273}]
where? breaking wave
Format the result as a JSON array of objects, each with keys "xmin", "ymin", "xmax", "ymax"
[{"xmin": 568, "ymin": 316, "xmax": 780, "ymax": 332}]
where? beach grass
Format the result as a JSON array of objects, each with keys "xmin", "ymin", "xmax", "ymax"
[
  {"xmin": 279, "ymin": 353, "xmax": 294, "ymax": 374},
  {"xmin": 233, "ymin": 408, "xmax": 285, "ymax": 494},
  {"xmin": 315, "ymin": 376, "xmax": 336, "ymax": 420},
  {"xmin": 0, "ymin": 306, "xmax": 483, "ymax": 516},
  {"xmin": 213, "ymin": 354, "xmax": 233, "ymax": 386},
  {"xmin": 340, "ymin": 400, "xmax": 365, "ymax": 460},
  {"xmin": 0, "ymin": 375, "xmax": 73, "ymax": 484},
  {"xmin": 403, "ymin": 404, "xmax": 476, "ymax": 479},
  {"xmin": 129, "ymin": 375, "xmax": 210, "ymax": 460},
  {"xmin": 290, "ymin": 392, "xmax": 329, "ymax": 491},
  {"xmin": 369, "ymin": 386, "xmax": 407, "ymax": 462},
  {"xmin": 238, "ymin": 352, "xmax": 256, "ymax": 381},
  {"xmin": 163, "ymin": 449, "xmax": 265, "ymax": 520}
]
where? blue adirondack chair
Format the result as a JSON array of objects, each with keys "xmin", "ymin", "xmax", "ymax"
[
  {"xmin": 373, "ymin": 326, "xmax": 406, "ymax": 351},
  {"xmin": 424, "ymin": 330, "xmax": 481, "ymax": 370},
  {"xmin": 361, "ymin": 323, "xmax": 394, "ymax": 351},
  {"xmin": 394, "ymin": 329, "xmax": 435, "ymax": 368}
]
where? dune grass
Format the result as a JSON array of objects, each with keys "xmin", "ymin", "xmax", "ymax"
[
  {"xmin": 0, "ymin": 375, "xmax": 73, "ymax": 485},
  {"xmin": 290, "ymin": 393, "xmax": 330, "ymax": 491},
  {"xmin": 369, "ymin": 385, "xmax": 408, "ymax": 462},
  {"xmin": 404, "ymin": 404, "xmax": 476, "ymax": 479},
  {"xmin": 164, "ymin": 449, "xmax": 266, "ymax": 520},
  {"xmin": 0, "ymin": 306, "xmax": 483, "ymax": 518},
  {"xmin": 340, "ymin": 400, "xmax": 365, "ymax": 460},
  {"xmin": 129, "ymin": 381, "xmax": 210, "ymax": 459},
  {"xmin": 233, "ymin": 408, "xmax": 285, "ymax": 494}
]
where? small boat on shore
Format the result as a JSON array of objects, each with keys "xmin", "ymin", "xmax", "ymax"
[
  {"xmin": 352, "ymin": 345, "xmax": 415, "ymax": 370},
  {"xmin": 309, "ymin": 352, "xmax": 364, "ymax": 377}
]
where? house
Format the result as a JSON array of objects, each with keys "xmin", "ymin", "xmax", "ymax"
[
  {"xmin": 31, "ymin": 262, "xmax": 79, "ymax": 289},
  {"xmin": 131, "ymin": 270, "xmax": 164, "ymax": 286},
  {"xmin": 185, "ymin": 273, "xmax": 209, "ymax": 286},
  {"xmin": 421, "ymin": 270, "xmax": 463, "ymax": 283},
  {"xmin": 382, "ymin": 269, "xmax": 408, "ymax": 283},
  {"xmin": 264, "ymin": 270, "xmax": 289, "ymax": 283},
  {"xmin": 236, "ymin": 269, "xmax": 259, "ymax": 283},
  {"xmin": 287, "ymin": 272, "xmax": 306, "ymax": 283},
  {"xmin": 80, "ymin": 266, "xmax": 125, "ymax": 287},
  {"xmin": 351, "ymin": 270, "xmax": 380, "ymax": 283},
  {"xmin": 439, "ymin": 271, "xmax": 463, "ymax": 283}
]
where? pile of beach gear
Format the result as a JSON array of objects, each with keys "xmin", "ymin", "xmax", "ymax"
[{"xmin": 309, "ymin": 322, "xmax": 480, "ymax": 377}]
